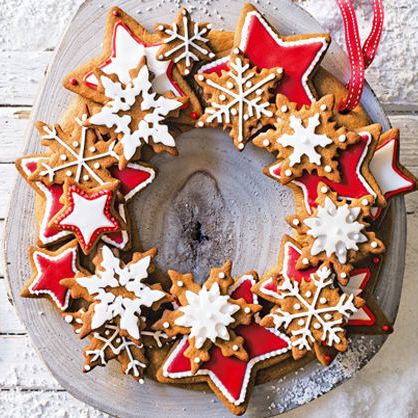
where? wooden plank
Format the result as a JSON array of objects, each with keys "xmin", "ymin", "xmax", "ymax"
[
  {"xmin": 0, "ymin": 164, "xmax": 18, "ymax": 219},
  {"xmin": 0, "ymin": 51, "xmax": 51, "ymax": 106},
  {"xmin": 0, "ymin": 389, "xmax": 108, "ymax": 417},
  {"xmin": 0, "ymin": 334, "xmax": 59, "ymax": 389},
  {"xmin": 0, "ymin": 107, "xmax": 31, "ymax": 163},
  {"xmin": 0, "ymin": 278, "xmax": 25, "ymax": 334}
]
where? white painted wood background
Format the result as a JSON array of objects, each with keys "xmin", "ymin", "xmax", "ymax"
[{"xmin": 1, "ymin": 0, "xmax": 417, "ymax": 417}]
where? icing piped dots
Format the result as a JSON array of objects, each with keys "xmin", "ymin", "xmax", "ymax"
[
  {"xmin": 177, "ymin": 280, "xmax": 184, "ymax": 287},
  {"xmin": 292, "ymin": 218, "xmax": 300, "ymax": 226},
  {"xmin": 305, "ymin": 290, "xmax": 312, "ymax": 298},
  {"xmin": 218, "ymin": 272, "xmax": 225, "ymax": 279},
  {"xmin": 60, "ymin": 154, "xmax": 67, "ymax": 161},
  {"xmin": 313, "ymin": 322, "xmax": 321, "ymax": 329},
  {"xmin": 285, "ymin": 169, "xmax": 292, "ymax": 177},
  {"xmin": 320, "ymin": 186, "xmax": 328, "ymax": 194},
  {"xmin": 324, "ymin": 165, "xmax": 332, "ymax": 173},
  {"xmin": 232, "ymin": 344, "xmax": 239, "ymax": 351},
  {"xmin": 72, "ymin": 141, "xmax": 79, "ymax": 148},
  {"xmin": 262, "ymin": 138, "xmax": 270, "ymax": 147},
  {"xmin": 338, "ymin": 134, "xmax": 347, "ymax": 142},
  {"xmin": 244, "ymin": 307, "xmax": 251, "ymax": 314},
  {"xmin": 194, "ymin": 357, "xmax": 201, "ymax": 364},
  {"xmin": 281, "ymin": 105, "xmax": 288, "ymax": 113},
  {"xmin": 361, "ymin": 198, "xmax": 369, "ymax": 206},
  {"xmin": 302, "ymin": 258, "xmax": 310, "ymax": 265},
  {"xmin": 371, "ymin": 241, "xmax": 378, "ymax": 248},
  {"xmin": 163, "ymin": 321, "xmax": 170, "ymax": 329},
  {"xmin": 319, "ymin": 297, "xmax": 327, "ymax": 304},
  {"xmin": 64, "ymin": 315, "xmax": 73, "ymax": 323},
  {"xmin": 294, "ymin": 303, "xmax": 301, "ymax": 310},
  {"xmin": 66, "ymin": 170, "xmax": 72, "ymax": 177},
  {"xmin": 297, "ymin": 319, "xmax": 304, "ymax": 326},
  {"xmin": 320, "ymin": 104, "xmax": 327, "ymax": 111}
]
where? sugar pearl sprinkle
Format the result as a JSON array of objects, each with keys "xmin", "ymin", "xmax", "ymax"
[
  {"xmin": 262, "ymin": 138, "xmax": 270, "ymax": 147},
  {"xmin": 163, "ymin": 321, "xmax": 170, "ymax": 329},
  {"xmin": 177, "ymin": 280, "xmax": 184, "ymax": 287},
  {"xmin": 371, "ymin": 241, "xmax": 378, "ymax": 248},
  {"xmin": 362, "ymin": 198, "xmax": 369, "ymax": 206},
  {"xmin": 194, "ymin": 357, "xmax": 201, "ymax": 364},
  {"xmin": 320, "ymin": 186, "xmax": 328, "ymax": 194},
  {"xmin": 244, "ymin": 307, "xmax": 251, "ymax": 314},
  {"xmin": 232, "ymin": 344, "xmax": 239, "ymax": 351},
  {"xmin": 324, "ymin": 165, "xmax": 332, "ymax": 173},
  {"xmin": 339, "ymin": 134, "xmax": 347, "ymax": 143},
  {"xmin": 218, "ymin": 272, "xmax": 225, "ymax": 279}
]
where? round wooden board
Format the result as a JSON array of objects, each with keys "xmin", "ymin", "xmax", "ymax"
[{"xmin": 4, "ymin": 0, "xmax": 406, "ymax": 417}]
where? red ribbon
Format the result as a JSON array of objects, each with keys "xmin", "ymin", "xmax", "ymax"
[{"xmin": 336, "ymin": 0, "xmax": 384, "ymax": 112}]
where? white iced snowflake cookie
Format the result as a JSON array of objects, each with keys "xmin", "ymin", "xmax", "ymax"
[
  {"xmin": 153, "ymin": 261, "xmax": 261, "ymax": 373},
  {"xmin": 253, "ymin": 94, "xmax": 360, "ymax": 184},
  {"xmin": 287, "ymin": 182, "xmax": 385, "ymax": 284},
  {"xmin": 61, "ymin": 245, "xmax": 170, "ymax": 342},
  {"xmin": 260, "ymin": 264, "xmax": 364, "ymax": 365},
  {"xmin": 88, "ymin": 58, "xmax": 185, "ymax": 167},
  {"xmin": 155, "ymin": 8, "xmax": 215, "ymax": 76},
  {"xmin": 195, "ymin": 49, "xmax": 282, "ymax": 150}
]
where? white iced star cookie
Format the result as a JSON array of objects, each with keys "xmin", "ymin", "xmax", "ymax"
[
  {"xmin": 253, "ymin": 94, "xmax": 360, "ymax": 184},
  {"xmin": 287, "ymin": 182, "xmax": 385, "ymax": 284},
  {"xmin": 153, "ymin": 261, "xmax": 261, "ymax": 374}
]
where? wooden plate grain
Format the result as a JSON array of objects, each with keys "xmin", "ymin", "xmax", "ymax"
[{"xmin": 4, "ymin": 0, "xmax": 406, "ymax": 417}]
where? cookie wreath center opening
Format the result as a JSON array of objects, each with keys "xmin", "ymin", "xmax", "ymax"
[{"xmin": 132, "ymin": 127, "xmax": 294, "ymax": 284}]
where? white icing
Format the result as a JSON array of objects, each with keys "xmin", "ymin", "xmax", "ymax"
[
  {"xmin": 75, "ymin": 246, "xmax": 166, "ymax": 340},
  {"xmin": 270, "ymin": 266, "xmax": 358, "ymax": 350},
  {"xmin": 86, "ymin": 23, "xmax": 177, "ymax": 96},
  {"xmin": 277, "ymin": 113, "xmax": 332, "ymax": 166},
  {"xmin": 85, "ymin": 323, "xmax": 146, "ymax": 378},
  {"xmin": 370, "ymin": 138, "xmax": 414, "ymax": 196},
  {"xmin": 202, "ymin": 55, "xmax": 276, "ymax": 144},
  {"xmin": 38, "ymin": 115, "xmax": 119, "ymax": 185},
  {"xmin": 304, "ymin": 197, "xmax": 367, "ymax": 263},
  {"xmin": 160, "ymin": 13, "xmax": 212, "ymax": 72},
  {"xmin": 162, "ymin": 276, "xmax": 291, "ymax": 406},
  {"xmin": 58, "ymin": 192, "xmax": 115, "ymax": 245},
  {"xmin": 89, "ymin": 64, "xmax": 182, "ymax": 161},
  {"xmin": 174, "ymin": 282, "xmax": 239, "ymax": 349}
]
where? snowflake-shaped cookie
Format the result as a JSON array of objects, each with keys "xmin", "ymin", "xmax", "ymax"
[
  {"xmin": 260, "ymin": 265, "xmax": 364, "ymax": 365},
  {"xmin": 61, "ymin": 245, "xmax": 171, "ymax": 343},
  {"xmin": 31, "ymin": 114, "xmax": 120, "ymax": 188},
  {"xmin": 153, "ymin": 261, "xmax": 261, "ymax": 374},
  {"xmin": 64, "ymin": 310, "xmax": 149, "ymax": 382},
  {"xmin": 253, "ymin": 94, "xmax": 359, "ymax": 184},
  {"xmin": 287, "ymin": 183, "xmax": 385, "ymax": 283},
  {"xmin": 195, "ymin": 49, "xmax": 282, "ymax": 150},
  {"xmin": 88, "ymin": 58, "xmax": 186, "ymax": 167},
  {"xmin": 155, "ymin": 8, "xmax": 215, "ymax": 76}
]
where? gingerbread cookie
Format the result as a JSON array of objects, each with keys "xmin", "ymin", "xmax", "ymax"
[
  {"xmin": 266, "ymin": 124, "xmax": 386, "ymax": 217},
  {"xmin": 87, "ymin": 57, "xmax": 186, "ymax": 167},
  {"xmin": 199, "ymin": 4, "xmax": 330, "ymax": 106},
  {"xmin": 21, "ymin": 240, "xmax": 87, "ymax": 311},
  {"xmin": 49, "ymin": 180, "xmax": 123, "ymax": 254},
  {"xmin": 156, "ymin": 270, "xmax": 291, "ymax": 415},
  {"xmin": 259, "ymin": 263, "xmax": 364, "ymax": 365},
  {"xmin": 287, "ymin": 183, "xmax": 385, "ymax": 283},
  {"xmin": 195, "ymin": 49, "xmax": 282, "ymax": 150},
  {"xmin": 253, "ymin": 94, "xmax": 360, "ymax": 184},
  {"xmin": 30, "ymin": 113, "xmax": 120, "ymax": 188},
  {"xmin": 153, "ymin": 261, "xmax": 261, "ymax": 373},
  {"xmin": 154, "ymin": 8, "xmax": 215, "ymax": 76},
  {"xmin": 61, "ymin": 245, "xmax": 171, "ymax": 342},
  {"xmin": 63, "ymin": 7, "xmax": 202, "ymax": 125}
]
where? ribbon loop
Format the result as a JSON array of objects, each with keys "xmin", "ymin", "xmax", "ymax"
[{"xmin": 336, "ymin": 0, "xmax": 384, "ymax": 112}]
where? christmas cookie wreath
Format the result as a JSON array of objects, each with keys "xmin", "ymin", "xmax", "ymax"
[{"xmin": 16, "ymin": 3, "xmax": 417, "ymax": 416}]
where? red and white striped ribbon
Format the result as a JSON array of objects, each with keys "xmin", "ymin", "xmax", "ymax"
[{"xmin": 336, "ymin": 0, "xmax": 384, "ymax": 112}]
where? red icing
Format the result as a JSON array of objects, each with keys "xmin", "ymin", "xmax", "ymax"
[
  {"xmin": 201, "ymin": 13, "xmax": 328, "ymax": 106},
  {"xmin": 83, "ymin": 21, "xmax": 184, "ymax": 98},
  {"xmin": 31, "ymin": 249, "xmax": 78, "ymax": 309},
  {"xmin": 348, "ymin": 304, "xmax": 375, "ymax": 326},
  {"xmin": 109, "ymin": 163, "xmax": 153, "ymax": 199},
  {"xmin": 271, "ymin": 134, "xmax": 374, "ymax": 214},
  {"xmin": 241, "ymin": 15, "xmax": 326, "ymax": 105},
  {"xmin": 164, "ymin": 278, "xmax": 290, "ymax": 403}
]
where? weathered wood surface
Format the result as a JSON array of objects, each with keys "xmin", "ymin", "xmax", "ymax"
[{"xmin": 1, "ymin": 0, "xmax": 417, "ymax": 417}]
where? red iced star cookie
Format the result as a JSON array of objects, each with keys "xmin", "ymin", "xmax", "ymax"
[
  {"xmin": 50, "ymin": 181, "xmax": 123, "ymax": 254},
  {"xmin": 369, "ymin": 128, "xmax": 417, "ymax": 220},
  {"xmin": 16, "ymin": 157, "xmax": 155, "ymax": 249},
  {"xmin": 156, "ymin": 273, "xmax": 291, "ymax": 415},
  {"xmin": 199, "ymin": 3, "xmax": 330, "ymax": 106},
  {"xmin": 254, "ymin": 235, "xmax": 392, "ymax": 332},
  {"xmin": 21, "ymin": 240, "xmax": 87, "ymax": 311},
  {"xmin": 265, "ymin": 124, "xmax": 386, "ymax": 217}
]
